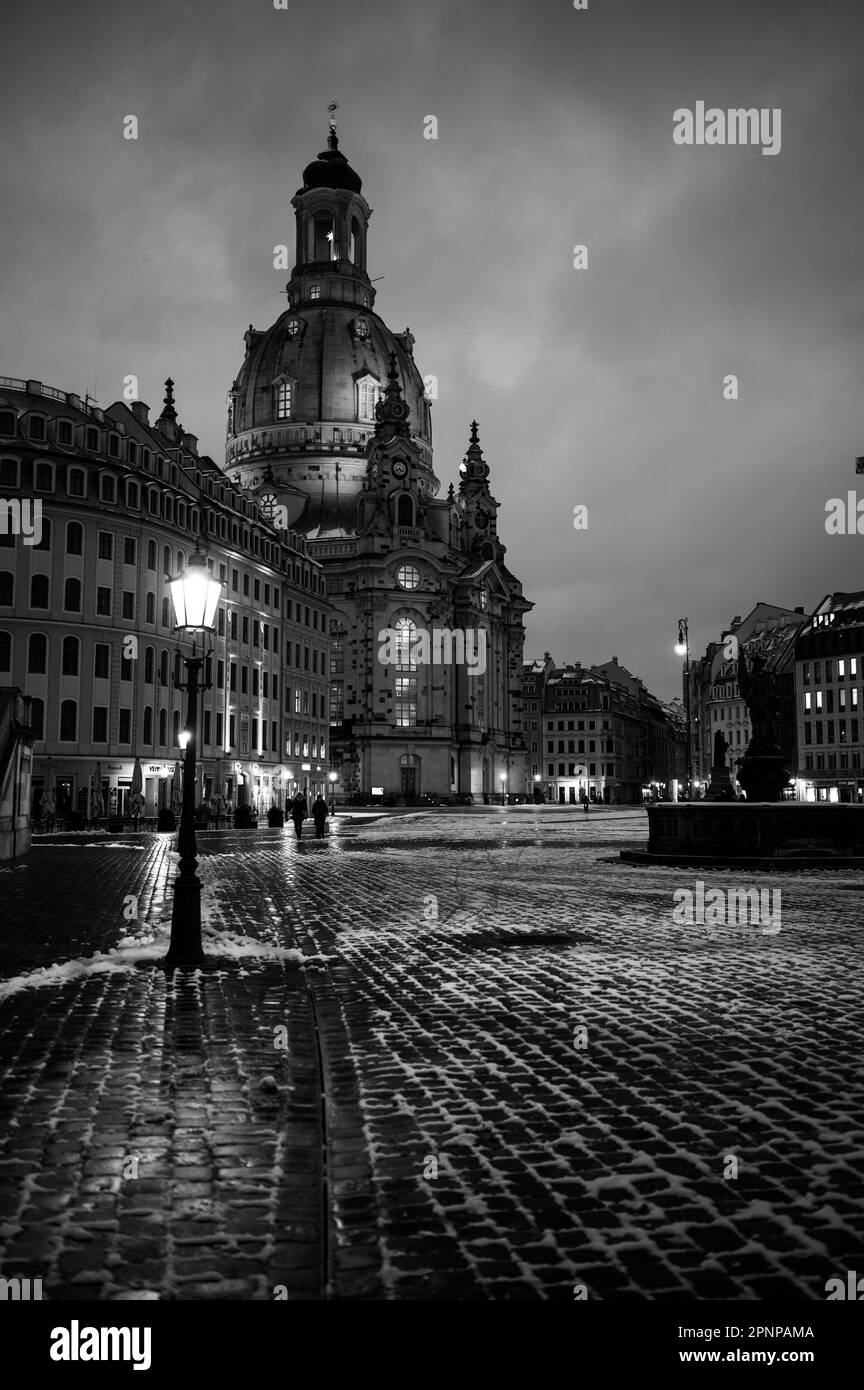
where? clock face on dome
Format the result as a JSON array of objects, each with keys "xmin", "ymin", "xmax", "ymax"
[
  {"xmin": 391, "ymin": 459, "xmax": 408, "ymax": 479},
  {"xmin": 389, "ymin": 402, "xmax": 407, "ymax": 419},
  {"xmin": 286, "ymin": 319, "xmax": 301, "ymax": 337}
]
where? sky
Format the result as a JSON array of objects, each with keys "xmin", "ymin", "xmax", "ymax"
[{"xmin": 2, "ymin": 0, "xmax": 864, "ymax": 700}]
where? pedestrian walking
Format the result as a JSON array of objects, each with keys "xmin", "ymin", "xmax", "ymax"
[
  {"xmin": 291, "ymin": 790, "xmax": 307, "ymax": 840},
  {"xmin": 312, "ymin": 794, "xmax": 329, "ymax": 839},
  {"xmin": 583, "ymin": 798, "xmax": 590, "ymax": 816}
]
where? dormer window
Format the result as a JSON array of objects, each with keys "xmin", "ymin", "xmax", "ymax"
[
  {"xmin": 28, "ymin": 416, "xmax": 46, "ymax": 441},
  {"xmin": 357, "ymin": 376, "xmax": 380, "ymax": 422}
]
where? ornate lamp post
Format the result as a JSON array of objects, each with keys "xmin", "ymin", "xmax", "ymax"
[
  {"xmin": 328, "ymin": 770, "xmax": 338, "ymax": 816},
  {"xmin": 674, "ymin": 618, "xmax": 693, "ymax": 800},
  {"xmin": 164, "ymin": 552, "xmax": 223, "ymax": 967},
  {"xmin": 500, "ymin": 772, "xmax": 507, "ymax": 806}
]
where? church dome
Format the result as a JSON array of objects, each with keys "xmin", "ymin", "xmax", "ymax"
[{"xmin": 226, "ymin": 305, "xmax": 431, "ymax": 466}]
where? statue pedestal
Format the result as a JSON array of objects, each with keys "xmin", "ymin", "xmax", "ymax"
[
  {"xmin": 706, "ymin": 763, "xmax": 736, "ymax": 801},
  {"xmin": 737, "ymin": 746, "xmax": 790, "ymax": 803}
]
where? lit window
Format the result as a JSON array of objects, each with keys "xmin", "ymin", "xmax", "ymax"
[
  {"xmin": 396, "ymin": 563, "xmax": 420, "ymax": 591},
  {"xmin": 357, "ymin": 377, "xmax": 380, "ymax": 422},
  {"xmin": 276, "ymin": 381, "xmax": 293, "ymax": 420},
  {"xmin": 310, "ymin": 284, "xmax": 321, "ymax": 300}
]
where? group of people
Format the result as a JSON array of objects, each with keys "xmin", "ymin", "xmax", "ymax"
[{"xmin": 288, "ymin": 791, "xmax": 329, "ymax": 840}]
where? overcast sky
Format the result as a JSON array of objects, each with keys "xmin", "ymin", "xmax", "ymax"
[{"xmin": 3, "ymin": 0, "xmax": 863, "ymax": 699}]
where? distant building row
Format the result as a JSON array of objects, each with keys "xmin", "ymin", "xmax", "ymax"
[{"xmin": 522, "ymin": 655, "xmax": 687, "ymax": 804}]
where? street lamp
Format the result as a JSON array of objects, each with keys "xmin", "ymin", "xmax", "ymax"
[
  {"xmin": 328, "ymin": 770, "xmax": 338, "ymax": 816},
  {"xmin": 164, "ymin": 551, "xmax": 222, "ymax": 967},
  {"xmin": 500, "ymin": 772, "xmax": 507, "ymax": 806},
  {"xmin": 675, "ymin": 617, "xmax": 693, "ymax": 799}
]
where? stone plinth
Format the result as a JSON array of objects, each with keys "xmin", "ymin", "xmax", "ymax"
[{"xmin": 621, "ymin": 802, "xmax": 864, "ymax": 869}]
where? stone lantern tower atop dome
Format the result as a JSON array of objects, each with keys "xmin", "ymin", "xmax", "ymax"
[{"xmin": 288, "ymin": 115, "xmax": 376, "ymax": 315}]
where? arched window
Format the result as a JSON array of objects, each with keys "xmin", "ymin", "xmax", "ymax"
[
  {"xmin": 66, "ymin": 521, "xmax": 83, "ymax": 555},
  {"xmin": 64, "ymin": 577, "xmax": 81, "ymax": 612},
  {"xmin": 176, "ymin": 550, "xmax": 185, "ymax": 573},
  {"xmin": 395, "ymin": 618, "xmax": 418, "ymax": 671},
  {"xmin": 357, "ymin": 377, "xmax": 380, "ymax": 422},
  {"xmin": 0, "ymin": 572, "xmax": 13, "ymax": 604},
  {"xmin": 0, "ymin": 630, "xmax": 10, "ymax": 671},
  {"xmin": 28, "ymin": 633, "xmax": 47, "ymax": 673},
  {"xmin": 146, "ymin": 592, "xmax": 155, "ymax": 623},
  {"xmin": 144, "ymin": 646, "xmax": 154, "ymax": 683},
  {"xmin": 147, "ymin": 539, "xmax": 157, "ymax": 570},
  {"xmin": 30, "ymin": 574, "xmax": 49, "ymax": 608},
  {"xmin": 143, "ymin": 706, "xmax": 153, "ymax": 744},
  {"xmin": 59, "ymin": 699, "xmax": 77, "ymax": 741},
  {"xmin": 158, "ymin": 708, "xmax": 167, "ymax": 744},
  {"xmin": 163, "ymin": 545, "xmax": 171, "ymax": 575},
  {"xmin": 159, "ymin": 650, "xmax": 169, "ymax": 686},
  {"xmin": 30, "ymin": 696, "xmax": 44, "ymax": 740},
  {"xmin": 100, "ymin": 475, "xmax": 116, "ymax": 503},
  {"xmin": 350, "ymin": 215, "xmax": 362, "ymax": 265},
  {"xmin": 61, "ymin": 636, "xmax": 79, "ymax": 676},
  {"xmin": 172, "ymin": 710, "xmax": 181, "ymax": 747},
  {"xmin": 34, "ymin": 517, "xmax": 51, "ymax": 551},
  {"xmin": 396, "ymin": 494, "xmax": 414, "ymax": 527}
]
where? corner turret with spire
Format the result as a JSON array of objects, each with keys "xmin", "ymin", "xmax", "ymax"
[{"xmin": 459, "ymin": 420, "xmax": 504, "ymax": 558}]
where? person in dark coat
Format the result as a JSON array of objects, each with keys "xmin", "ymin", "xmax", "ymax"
[
  {"xmin": 312, "ymin": 794, "xmax": 328, "ymax": 839},
  {"xmin": 291, "ymin": 791, "xmax": 307, "ymax": 840}
]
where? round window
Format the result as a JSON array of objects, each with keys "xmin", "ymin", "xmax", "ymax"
[
  {"xmin": 397, "ymin": 563, "xmax": 420, "ymax": 591},
  {"xmin": 286, "ymin": 319, "xmax": 301, "ymax": 337}
]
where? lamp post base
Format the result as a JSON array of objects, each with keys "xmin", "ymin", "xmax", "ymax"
[{"xmin": 164, "ymin": 871, "xmax": 205, "ymax": 966}]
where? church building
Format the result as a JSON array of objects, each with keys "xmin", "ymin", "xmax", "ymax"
[{"xmin": 224, "ymin": 120, "xmax": 531, "ymax": 800}]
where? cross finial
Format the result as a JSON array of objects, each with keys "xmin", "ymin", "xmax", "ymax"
[
  {"xmin": 327, "ymin": 100, "xmax": 339, "ymax": 148},
  {"xmin": 469, "ymin": 420, "xmax": 479, "ymax": 445}
]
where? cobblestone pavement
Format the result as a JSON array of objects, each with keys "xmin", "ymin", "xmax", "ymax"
[{"xmin": 1, "ymin": 807, "xmax": 863, "ymax": 1300}]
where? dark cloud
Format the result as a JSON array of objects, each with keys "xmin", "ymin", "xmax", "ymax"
[{"xmin": 2, "ymin": 0, "xmax": 863, "ymax": 697}]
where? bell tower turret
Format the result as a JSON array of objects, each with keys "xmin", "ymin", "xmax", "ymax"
[{"xmin": 288, "ymin": 109, "xmax": 375, "ymax": 313}]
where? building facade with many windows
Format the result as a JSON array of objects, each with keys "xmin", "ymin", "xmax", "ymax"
[
  {"xmin": 524, "ymin": 656, "xmax": 686, "ymax": 804},
  {"xmin": 794, "ymin": 591, "xmax": 864, "ymax": 803},
  {"xmin": 0, "ymin": 377, "xmax": 331, "ymax": 822}
]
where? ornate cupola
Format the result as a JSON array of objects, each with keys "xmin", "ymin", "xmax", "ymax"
[{"xmin": 288, "ymin": 109, "xmax": 375, "ymax": 313}]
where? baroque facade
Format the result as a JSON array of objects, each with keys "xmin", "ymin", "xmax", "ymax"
[
  {"xmin": 0, "ymin": 377, "xmax": 331, "ymax": 822},
  {"xmin": 223, "ymin": 125, "xmax": 531, "ymax": 799}
]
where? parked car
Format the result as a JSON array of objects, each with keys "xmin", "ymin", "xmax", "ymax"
[
  {"xmin": 420, "ymin": 793, "xmax": 443, "ymax": 806},
  {"xmin": 452, "ymin": 792, "xmax": 475, "ymax": 806}
]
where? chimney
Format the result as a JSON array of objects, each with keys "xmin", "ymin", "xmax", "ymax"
[
  {"xmin": 130, "ymin": 401, "xmax": 150, "ymax": 425},
  {"xmin": 181, "ymin": 433, "xmax": 199, "ymax": 456}
]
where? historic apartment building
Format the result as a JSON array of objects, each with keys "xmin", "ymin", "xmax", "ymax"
[
  {"xmin": 794, "ymin": 591, "xmax": 864, "ymax": 803},
  {"xmin": 0, "ymin": 377, "xmax": 331, "ymax": 821},
  {"xmin": 523, "ymin": 655, "xmax": 687, "ymax": 803},
  {"xmin": 222, "ymin": 123, "xmax": 531, "ymax": 800}
]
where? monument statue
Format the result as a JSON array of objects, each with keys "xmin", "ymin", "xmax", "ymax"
[
  {"xmin": 706, "ymin": 727, "xmax": 735, "ymax": 800},
  {"xmin": 737, "ymin": 649, "xmax": 778, "ymax": 750},
  {"xmin": 736, "ymin": 647, "xmax": 789, "ymax": 800}
]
